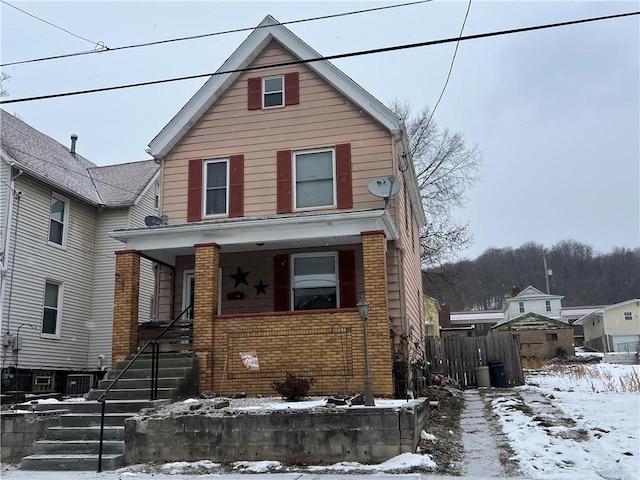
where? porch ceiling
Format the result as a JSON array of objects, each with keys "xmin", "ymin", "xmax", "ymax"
[{"xmin": 110, "ymin": 209, "xmax": 398, "ymax": 266}]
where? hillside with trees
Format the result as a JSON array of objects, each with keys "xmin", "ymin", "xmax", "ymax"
[{"xmin": 424, "ymin": 240, "xmax": 640, "ymax": 311}]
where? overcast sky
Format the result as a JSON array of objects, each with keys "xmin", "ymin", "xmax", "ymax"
[{"xmin": 1, "ymin": 1, "xmax": 638, "ymax": 260}]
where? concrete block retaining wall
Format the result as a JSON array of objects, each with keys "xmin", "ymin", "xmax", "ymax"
[
  {"xmin": 125, "ymin": 399, "xmax": 429, "ymax": 465},
  {"xmin": 0, "ymin": 411, "xmax": 63, "ymax": 463}
]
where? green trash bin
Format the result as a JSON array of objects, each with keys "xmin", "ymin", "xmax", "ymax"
[{"xmin": 488, "ymin": 360, "xmax": 507, "ymax": 387}]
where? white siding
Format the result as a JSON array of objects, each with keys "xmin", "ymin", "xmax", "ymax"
[
  {"xmin": 89, "ymin": 180, "xmax": 158, "ymax": 369},
  {"xmin": 2, "ymin": 174, "xmax": 96, "ymax": 370},
  {"xmin": 129, "ymin": 184, "xmax": 158, "ymax": 324}
]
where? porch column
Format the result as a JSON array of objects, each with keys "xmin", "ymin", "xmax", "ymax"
[
  {"xmin": 361, "ymin": 230, "xmax": 394, "ymax": 397},
  {"xmin": 112, "ymin": 250, "xmax": 141, "ymax": 368},
  {"xmin": 193, "ymin": 242, "xmax": 220, "ymax": 393}
]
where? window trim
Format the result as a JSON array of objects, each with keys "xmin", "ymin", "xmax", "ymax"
[
  {"xmin": 48, "ymin": 192, "xmax": 70, "ymax": 248},
  {"xmin": 293, "ymin": 147, "xmax": 337, "ymax": 210},
  {"xmin": 518, "ymin": 301, "xmax": 525, "ymax": 313},
  {"xmin": 41, "ymin": 280, "xmax": 63, "ymax": 338},
  {"xmin": 291, "ymin": 252, "xmax": 339, "ymax": 311},
  {"xmin": 624, "ymin": 311, "xmax": 633, "ymax": 320},
  {"xmin": 545, "ymin": 300, "xmax": 552, "ymax": 312},
  {"xmin": 202, "ymin": 158, "xmax": 229, "ymax": 218},
  {"xmin": 263, "ymin": 75, "xmax": 284, "ymax": 108}
]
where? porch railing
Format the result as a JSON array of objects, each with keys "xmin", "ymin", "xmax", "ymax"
[{"xmin": 96, "ymin": 305, "xmax": 191, "ymax": 472}]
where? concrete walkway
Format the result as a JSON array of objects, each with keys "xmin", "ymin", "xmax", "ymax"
[{"xmin": 460, "ymin": 389, "xmax": 510, "ymax": 478}]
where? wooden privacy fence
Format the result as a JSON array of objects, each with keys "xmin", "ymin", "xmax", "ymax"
[{"xmin": 426, "ymin": 335, "xmax": 525, "ymax": 388}]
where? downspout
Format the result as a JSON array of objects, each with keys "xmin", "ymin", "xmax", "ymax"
[{"xmin": 0, "ymin": 167, "xmax": 23, "ymax": 337}]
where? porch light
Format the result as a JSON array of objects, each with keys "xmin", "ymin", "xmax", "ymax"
[{"xmin": 357, "ymin": 294, "xmax": 375, "ymax": 406}]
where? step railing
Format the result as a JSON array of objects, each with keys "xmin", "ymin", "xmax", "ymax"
[{"xmin": 97, "ymin": 305, "xmax": 191, "ymax": 472}]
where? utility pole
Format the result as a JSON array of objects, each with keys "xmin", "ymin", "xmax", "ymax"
[{"xmin": 543, "ymin": 253, "xmax": 552, "ymax": 294}]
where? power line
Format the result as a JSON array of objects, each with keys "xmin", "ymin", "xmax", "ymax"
[
  {"xmin": 0, "ymin": 0, "xmax": 106, "ymax": 50},
  {"xmin": 1, "ymin": 0, "xmax": 432, "ymax": 67},
  {"xmin": 1, "ymin": 10, "xmax": 638, "ymax": 105},
  {"xmin": 422, "ymin": 0, "xmax": 473, "ymax": 137}
]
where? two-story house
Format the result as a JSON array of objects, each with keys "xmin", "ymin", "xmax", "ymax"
[
  {"xmin": 575, "ymin": 299, "xmax": 640, "ymax": 353},
  {"xmin": 502, "ymin": 286, "xmax": 564, "ymax": 322},
  {"xmin": 109, "ymin": 15, "xmax": 426, "ymax": 398},
  {"xmin": 0, "ymin": 110, "xmax": 158, "ymax": 395}
]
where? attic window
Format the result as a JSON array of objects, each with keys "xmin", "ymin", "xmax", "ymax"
[
  {"xmin": 545, "ymin": 300, "xmax": 551, "ymax": 312},
  {"xmin": 264, "ymin": 76, "xmax": 284, "ymax": 107},
  {"xmin": 518, "ymin": 301, "xmax": 525, "ymax": 313},
  {"xmin": 624, "ymin": 311, "xmax": 633, "ymax": 320}
]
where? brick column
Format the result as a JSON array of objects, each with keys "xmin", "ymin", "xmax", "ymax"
[
  {"xmin": 361, "ymin": 230, "xmax": 394, "ymax": 397},
  {"xmin": 193, "ymin": 243, "xmax": 220, "ymax": 393},
  {"xmin": 112, "ymin": 250, "xmax": 141, "ymax": 368}
]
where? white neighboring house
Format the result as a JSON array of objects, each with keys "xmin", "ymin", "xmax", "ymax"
[
  {"xmin": 575, "ymin": 299, "xmax": 640, "ymax": 353},
  {"xmin": 0, "ymin": 110, "xmax": 158, "ymax": 395},
  {"xmin": 502, "ymin": 286, "xmax": 564, "ymax": 323}
]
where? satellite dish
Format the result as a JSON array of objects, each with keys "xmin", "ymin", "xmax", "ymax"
[
  {"xmin": 145, "ymin": 215, "xmax": 169, "ymax": 227},
  {"xmin": 367, "ymin": 176, "xmax": 400, "ymax": 209}
]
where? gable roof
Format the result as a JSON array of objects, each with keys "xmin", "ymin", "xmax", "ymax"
[
  {"xmin": 574, "ymin": 298, "xmax": 640, "ymax": 325},
  {"xmin": 148, "ymin": 15, "xmax": 403, "ymax": 159},
  {"xmin": 504, "ymin": 285, "xmax": 564, "ymax": 304},
  {"xmin": 491, "ymin": 312, "xmax": 572, "ymax": 331},
  {"xmin": 1, "ymin": 109, "xmax": 158, "ymax": 207}
]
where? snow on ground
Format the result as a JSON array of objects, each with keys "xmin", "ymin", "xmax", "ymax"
[
  {"xmin": 2, "ymin": 362, "xmax": 638, "ymax": 479},
  {"xmin": 492, "ymin": 362, "xmax": 640, "ymax": 479}
]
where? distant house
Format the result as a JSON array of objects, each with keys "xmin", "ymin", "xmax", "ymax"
[
  {"xmin": 575, "ymin": 299, "xmax": 640, "ymax": 353},
  {"xmin": 108, "ymin": 15, "xmax": 426, "ymax": 398},
  {"xmin": 424, "ymin": 296, "xmax": 440, "ymax": 337},
  {"xmin": 0, "ymin": 110, "xmax": 158, "ymax": 394},
  {"xmin": 503, "ymin": 286, "xmax": 564, "ymax": 322},
  {"xmin": 490, "ymin": 312, "xmax": 575, "ymax": 359}
]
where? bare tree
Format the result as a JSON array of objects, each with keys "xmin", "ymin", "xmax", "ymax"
[
  {"xmin": 0, "ymin": 72, "xmax": 9, "ymax": 98},
  {"xmin": 391, "ymin": 100, "xmax": 482, "ymax": 266}
]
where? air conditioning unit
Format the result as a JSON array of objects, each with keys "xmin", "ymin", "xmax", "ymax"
[{"xmin": 66, "ymin": 374, "xmax": 93, "ymax": 395}]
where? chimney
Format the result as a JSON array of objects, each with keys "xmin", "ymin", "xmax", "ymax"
[
  {"xmin": 512, "ymin": 286, "xmax": 520, "ymax": 297},
  {"xmin": 439, "ymin": 304, "xmax": 451, "ymax": 328},
  {"xmin": 70, "ymin": 134, "xmax": 78, "ymax": 156}
]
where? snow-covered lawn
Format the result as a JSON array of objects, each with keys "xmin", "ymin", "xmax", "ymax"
[
  {"xmin": 2, "ymin": 362, "xmax": 638, "ymax": 479},
  {"xmin": 491, "ymin": 362, "xmax": 639, "ymax": 479}
]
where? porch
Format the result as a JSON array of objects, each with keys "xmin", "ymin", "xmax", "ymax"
[{"xmin": 110, "ymin": 210, "xmax": 398, "ymax": 397}]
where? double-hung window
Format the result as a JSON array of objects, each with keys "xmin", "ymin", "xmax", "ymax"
[
  {"xmin": 42, "ymin": 281, "xmax": 62, "ymax": 336},
  {"xmin": 263, "ymin": 76, "xmax": 284, "ymax": 108},
  {"xmin": 48, "ymin": 193, "xmax": 68, "ymax": 246},
  {"xmin": 292, "ymin": 253, "xmax": 338, "ymax": 310},
  {"xmin": 624, "ymin": 311, "xmax": 633, "ymax": 320},
  {"xmin": 294, "ymin": 149, "xmax": 335, "ymax": 209},
  {"xmin": 204, "ymin": 159, "xmax": 228, "ymax": 216},
  {"xmin": 518, "ymin": 301, "xmax": 525, "ymax": 313},
  {"xmin": 545, "ymin": 300, "xmax": 552, "ymax": 312}
]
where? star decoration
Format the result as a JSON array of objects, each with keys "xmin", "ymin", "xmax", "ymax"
[
  {"xmin": 230, "ymin": 266, "xmax": 250, "ymax": 288},
  {"xmin": 254, "ymin": 279, "xmax": 269, "ymax": 295}
]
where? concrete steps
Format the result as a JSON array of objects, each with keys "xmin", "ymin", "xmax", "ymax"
[
  {"xmin": 603, "ymin": 353, "xmax": 638, "ymax": 365},
  {"xmin": 20, "ymin": 353, "xmax": 198, "ymax": 471}
]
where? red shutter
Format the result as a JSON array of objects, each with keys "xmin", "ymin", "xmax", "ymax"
[
  {"xmin": 284, "ymin": 72, "xmax": 299, "ymax": 105},
  {"xmin": 336, "ymin": 143, "xmax": 353, "ymax": 209},
  {"xmin": 187, "ymin": 159, "xmax": 203, "ymax": 222},
  {"xmin": 339, "ymin": 250, "xmax": 357, "ymax": 308},
  {"xmin": 247, "ymin": 77, "xmax": 262, "ymax": 110},
  {"xmin": 277, "ymin": 150, "xmax": 293, "ymax": 214},
  {"xmin": 228, "ymin": 155, "xmax": 244, "ymax": 218},
  {"xmin": 273, "ymin": 254, "xmax": 290, "ymax": 311}
]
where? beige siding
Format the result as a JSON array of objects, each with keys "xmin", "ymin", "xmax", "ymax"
[
  {"xmin": 161, "ymin": 41, "xmax": 395, "ymax": 223},
  {"xmin": 4, "ymin": 175, "xmax": 96, "ymax": 370},
  {"xmin": 604, "ymin": 302, "xmax": 640, "ymax": 336}
]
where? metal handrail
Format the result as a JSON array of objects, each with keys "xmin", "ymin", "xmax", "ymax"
[{"xmin": 97, "ymin": 306, "xmax": 191, "ymax": 472}]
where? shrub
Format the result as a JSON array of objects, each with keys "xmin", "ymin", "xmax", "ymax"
[{"xmin": 271, "ymin": 372, "xmax": 315, "ymax": 401}]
